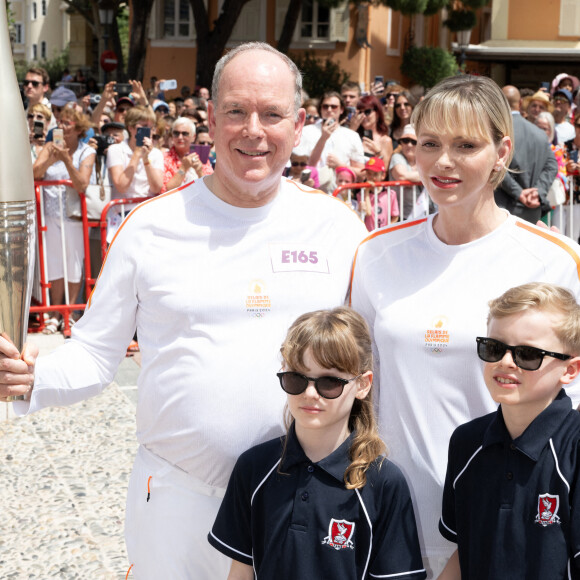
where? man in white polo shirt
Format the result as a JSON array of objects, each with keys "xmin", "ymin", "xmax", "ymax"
[{"xmin": 0, "ymin": 42, "xmax": 367, "ymax": 579}]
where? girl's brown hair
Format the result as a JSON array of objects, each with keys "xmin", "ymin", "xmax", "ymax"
[{"xmin": 280, "ymin": 307, "xmax": 386, "ymax": 489}]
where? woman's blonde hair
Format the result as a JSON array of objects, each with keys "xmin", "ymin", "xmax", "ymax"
[
  {"xmin": 29, "ymin": 102, "xmax": 52, "ymax": 122},
  {"xmin": 280, "ymin": 307, "xmax": 386, "ymax": 489},
  {"xmin": 124, "ymin": 105, "xmax": 155, "ymax": 129},
  {"xmin": 59, "ymin": 105, "xmax": 92, "ymax": 138},
  {"xmin": 488, "ymin": 282, "xmax": 580, "ymax": 356},
  {"xmin": 411, "ymin": 75, "xmax": 514, "ymax": 188}
]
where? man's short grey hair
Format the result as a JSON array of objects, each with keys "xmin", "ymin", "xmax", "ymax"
[
  {"xmin": 172, "ymin": 116, "xmax": 196, "ymax": 136},
  {"xmin": 211, "ymin": 42, "xmax": 303, "ymax": 116}
]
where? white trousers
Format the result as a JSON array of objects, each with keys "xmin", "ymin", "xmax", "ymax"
[{"xmin": 125, "ymin": 445, "xmax": 231, "ymax": 579}]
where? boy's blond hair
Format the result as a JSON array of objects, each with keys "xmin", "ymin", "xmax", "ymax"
[{"xmin": 488, "ymin": 282, "xmax": 580, "ymax": 355}]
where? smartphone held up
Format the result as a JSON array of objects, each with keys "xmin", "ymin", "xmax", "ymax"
[{"xmin": 136, "ymin": 127, "xmax": 151, "ymax": 147}]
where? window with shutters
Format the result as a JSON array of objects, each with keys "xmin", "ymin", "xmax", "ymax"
[
  {"xmin": 300, "ymin": 0, "xmax": 330, "ymax": 40},
  {"xmin": 149, "ymin": 0, "xmax": 198, "ymax": 47},
  {"xmin": 227, "ymin": 0, "xmax": 265, "ymax": 44},
  {"xmin": 559, "ymin": 0, "xmax": 580, "ymax": 36},
  {"xmin": 386, "ymin": 8, "xmax": 402, "ymax": 56},
  {"xmin": 163, "ymin": 0, "xmax": 191, "ymax": 38},
  {"xmin": 275, "ymin": 0, "xmax": 349, "ymax": 48}
]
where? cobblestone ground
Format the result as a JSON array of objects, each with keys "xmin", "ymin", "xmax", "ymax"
[{"xmin": 0, "ymin": 335, "xmax": 138, "ymax": 579}]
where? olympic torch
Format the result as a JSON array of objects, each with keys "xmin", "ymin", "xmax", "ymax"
[{"xmin": 0, "ymin": 0, "xmax": 37, "ymax": 401}]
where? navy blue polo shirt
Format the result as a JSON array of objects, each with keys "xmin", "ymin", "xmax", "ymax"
[
  {"xmin": 440, "ymin": 389, "xmax": 580, "ymax": 579},
  {"xmin": 209, "ymin": 424, "xmax": 426, "ymax": 579}
]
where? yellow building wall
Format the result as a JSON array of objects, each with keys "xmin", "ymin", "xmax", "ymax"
[
  {"xmin": 508, "ymin": 0, "xmax": 561, "ymax": 40},
  {"xmin": 143, "ymin": 0, "xmax": 448, "ymax": 93},
  {"xmin": 144, "ymin": 45, "xmax": 200, "ymax": 97}
]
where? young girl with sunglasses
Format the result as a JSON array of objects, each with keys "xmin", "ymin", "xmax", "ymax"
[{"xmin": 208, "ymin": 307, "xmax": 426, "ymax": 580}]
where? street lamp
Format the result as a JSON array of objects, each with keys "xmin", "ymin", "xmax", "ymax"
[
  {"xmin": 98, "ymin": 0, "xmax": 115, "ymax": 84},
  {"xmin": 456, "ymin": 29, "xmax": 470, "ymax": 70}
]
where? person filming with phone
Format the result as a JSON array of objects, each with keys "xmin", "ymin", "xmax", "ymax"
[
  {"xmin": 162, "ymin": 117, "xmax": 209, "ymax": 192},
  {"xmin": 106, "ymin": 105, "xmax": 163, "ymax": 240},
  {"xmin": 32, "ymin": 106, "xmax": 96, "ymax": 334},
  {"xmin": 300, "ymin": 91, "xmax": 364, "ymax": 190}
]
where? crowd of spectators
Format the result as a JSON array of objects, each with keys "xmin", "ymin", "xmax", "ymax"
[{"xmin": 21, "ymin": 65, "xmax": 580, "ymax": 335}]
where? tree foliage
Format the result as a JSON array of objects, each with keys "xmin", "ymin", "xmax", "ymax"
[
  {"xmin": 386, "ymin": 0, "xmax": 488, "ymax": 16},
  {"xmin": 291, "ymin": 51, "xmax": 350, "ymax": 99},
  {"xmin": 400, "ymin": 45, "xmax": 458, "ymax": 88}
]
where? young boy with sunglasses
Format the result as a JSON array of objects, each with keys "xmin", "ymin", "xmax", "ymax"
[{"xmin": 438, "ymin": 282, "xmax": 580, "ymax": 580}]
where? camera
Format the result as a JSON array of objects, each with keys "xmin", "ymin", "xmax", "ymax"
[
  {"xmin": 300, "ymin": 169, "xmax": 311, "ymax": 183},
  {"xmin": 115, "ymin": 83, "xmax": 132, "ymax": 97},
  {"xmin": 89, "ymin": 93, "xmax": 102, "ymax": 108},
  {"xmin": 95, "ymin": 134, "xmax": 116, "ymax": 156}
]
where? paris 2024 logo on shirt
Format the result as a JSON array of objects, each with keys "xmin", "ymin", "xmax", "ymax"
[
  {"xmin": 322, "ymin": 518, "xmax": 355, "ymax": 550},
  {"xmin": 535, "ymin": 493, "xmax": 561, "ymax": 527}
]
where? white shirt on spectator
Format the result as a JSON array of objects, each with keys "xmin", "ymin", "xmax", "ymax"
[
  {"xmin": 106, "ymin": 140, "xmax": 163, "ymax": 198},
  {"xmin": 300, "ymin": 121, "xmax": 365, "ymax": 168}
]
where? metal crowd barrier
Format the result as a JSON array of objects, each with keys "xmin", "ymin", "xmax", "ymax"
[
  {"xmin": 31, "ymin": 180, "xmax": 153, "ymax": 336},
  {"xmin": 551, "ymin": 174, "xmax": 579, "ymax": 241},
  {"xmin": 332, "ymin": 180, "xmax": 425, "ymax": 230}
]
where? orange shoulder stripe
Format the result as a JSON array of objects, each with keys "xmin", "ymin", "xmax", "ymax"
[
  {"xmin": 87, "ymin": 183, "xmax": 190, "ymax": 307},
  {"xmin": 515, "ymin": 220, "xmax": 580, "ymax": 281},
  {"xmin": 348, "ymin": 217, "xmax": 428, "ymax": 305}
]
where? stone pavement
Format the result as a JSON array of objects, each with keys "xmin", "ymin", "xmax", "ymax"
[{"xmin": 0, "ymin": 333, "xmax": 140, "ymax": 579}]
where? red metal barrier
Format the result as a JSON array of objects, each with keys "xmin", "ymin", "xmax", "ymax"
[{"xmin": 30, "ymin": 179, "xmax": 153, "ymax": 336}]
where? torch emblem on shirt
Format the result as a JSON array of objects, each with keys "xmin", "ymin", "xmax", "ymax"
[
  {"xmin": 322, "ymin": 518, "xmax": 355, "ymax": 550},
  {"xmin": 535, "ymin": 493, "xmax": 561, "ymax": 527}
]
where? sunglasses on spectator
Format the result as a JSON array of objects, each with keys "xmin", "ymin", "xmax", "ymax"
[
  {"xmin": 554, "ymin": 97, "xmax": 569, "ymax": 105},
  {"xmin": 359, "ymin": 108, "xmax": 375, "ymax": 116},
  {"xmin": 322, "ymin": 103, "xmax": 339, "ymax": 110},
  {"xmin": 277, "ymin": 371, "xmax": 362, "ymax": 399},
  {"xmin": 291, "ymin": 161, "xmax": 308, "ymax": 167},
  {"xmin": 476, "ymin": 337, "xmax": 570, "ymax": 371},
  {"xmin": 172, "ymin": 130, "xmax": 190, "ymax": 138},
  {"xmin": 306, "ymin": 114, "xmax": 320, "ymax": 121},
  {"xmin": 399, "ymin": 138, "xmax": 417, "ymax": 145},
  {"xmin": 24, "ymin": 79, "xmax": 41, "ymax": 87}
]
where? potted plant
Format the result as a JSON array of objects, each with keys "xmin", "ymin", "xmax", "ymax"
[
  {"xmin": 443, "ymin": 8, "xmax": 476, "ymax": 31},
  {"xmin": 400, "ymin": 45, "xmax": 458, "ymax": 89},
  {"xmin": 444, "ymin": 8, "xmax": 476, "ymax": 47}
]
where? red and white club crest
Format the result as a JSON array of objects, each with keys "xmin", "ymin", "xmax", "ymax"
[
  {"xmin": 321, "ymin": 518, "xmax": 355, "ymax": 550},
  {"xmin": 535, "ymin": 493, "xmax": 561, "ymax": 527}
]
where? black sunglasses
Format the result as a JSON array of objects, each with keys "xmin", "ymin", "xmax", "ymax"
[
  {"xmin": 24, "ymin": 79, "xmax": 41, "ymax": 87},
  {"xmin": 361, "ymin": 108, "xmax": 374, "ymax": 116},
  {"xmin": 291, "ymin": 161, "xmax": 308, "ymax": 167},
  {"xmin": 172, "ymin": 130, "xmax": 190, "ymax": 137},
  {"xmin": 306, "ymin": 114, "xmax": 320, "ymax": 121},
  {"xmin": 277, "ymin": 371, "xmax": 361, "ymax": 399},
  {"xmin": 476, "ymin": 337, "xmax": 570, "ymax": 371},
  {"xmin": 399, "ymin": 138, "xmax": 417, "ymax": 145}
]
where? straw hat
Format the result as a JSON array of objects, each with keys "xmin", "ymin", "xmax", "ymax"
[{"xmin": 522, "ymin": 90, "xmax": 554, "ymax": 113}]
